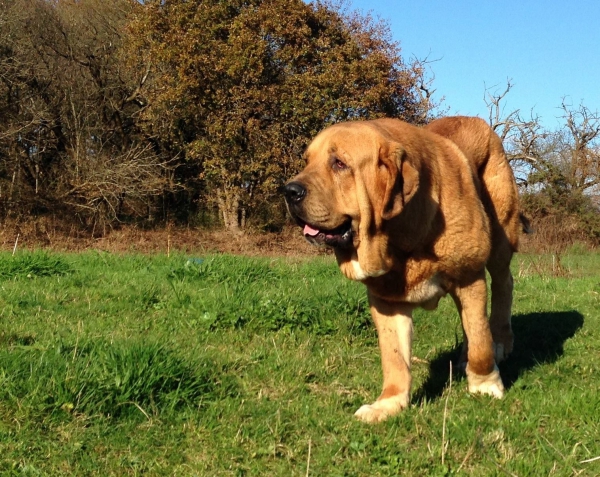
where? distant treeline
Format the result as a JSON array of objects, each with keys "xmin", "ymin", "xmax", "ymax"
[{"xmin": 0, "ymin": 1, "xmax": 598, "ymax": 246}]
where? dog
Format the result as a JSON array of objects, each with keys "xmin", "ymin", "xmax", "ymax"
[{"xmin": 283, "ymin": 116, "xmax": 524, "ymax": 423}]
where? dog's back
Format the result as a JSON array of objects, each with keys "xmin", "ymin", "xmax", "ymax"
[{"xmin": 425, "ymin": 116, "xmax": 521, "ymax": 254}]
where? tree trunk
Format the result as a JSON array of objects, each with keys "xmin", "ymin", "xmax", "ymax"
[{"xmin": 217, "ymin": 187, "xmax": 242, "ymax": 232}]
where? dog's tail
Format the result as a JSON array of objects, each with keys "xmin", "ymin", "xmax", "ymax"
[{"xmin": 519, "ymin": 213, "xmax": 532, "ymax": 234}]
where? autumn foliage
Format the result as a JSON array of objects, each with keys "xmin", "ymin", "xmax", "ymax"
[{"xmin": 124, "ymin": 0, "xmax": 433, "ymax": 230}]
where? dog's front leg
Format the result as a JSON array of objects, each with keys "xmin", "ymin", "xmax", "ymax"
[
  {"xmin": 451, "ymin": 272, "xmax": 505, "ymax": 398},
  {"xmin": 355, "ymin": 293, "xmax": 413, "ymax": 423}
]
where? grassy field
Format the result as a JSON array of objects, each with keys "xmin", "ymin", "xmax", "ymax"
[{"xmin": 0, "ymin": 249, "xmax": 598, "ymax": 476}]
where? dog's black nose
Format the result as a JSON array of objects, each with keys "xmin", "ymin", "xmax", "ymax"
[{"xmin": 283, "ymin": 182, "xmax": 306, "ymax": 203}]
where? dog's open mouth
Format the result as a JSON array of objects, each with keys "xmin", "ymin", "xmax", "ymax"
[{"xmin": 301, "ymin": 220, "xmax": 353, "ymax": 248}]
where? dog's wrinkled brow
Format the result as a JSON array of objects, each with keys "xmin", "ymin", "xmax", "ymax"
[{"xmin": 304, "ymin": 144, "xmax": 338, "ymax": 163}]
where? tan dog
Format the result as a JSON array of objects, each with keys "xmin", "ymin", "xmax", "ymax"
[{"xmin": 283, "ymin": 116, "xmax": 523, "ymax": 423}]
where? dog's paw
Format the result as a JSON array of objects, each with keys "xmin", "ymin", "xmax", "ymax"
[
  {"xmin": 354, "ymin": 394, "xmax": 409, "ymax": 423},
  {"xmin": 466, "ymin": 364, "xmax": 505, "ymax": 399},
  {"xmin": 354, "ymin": 404, "xmax": 389, "ymax": 423}
]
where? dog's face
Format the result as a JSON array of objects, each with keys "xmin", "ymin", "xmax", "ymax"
[{"xmin": 283, "ymin": 121, "xmax": 420, "ymax": 281}]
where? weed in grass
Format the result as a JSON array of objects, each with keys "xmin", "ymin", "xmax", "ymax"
[
  {"xmin": 0, "ymin": 251, "xmax": 71, "ymax": 280},
  {"xmin": 0, "ymin": 339, "xmax": 238, "ymax": 422},
  {"xmin": 162, "ymin": 255, "xmax": 371, "ymax": 335},
  {"xmin": 168, "ymin": 255, "xmax": 282, "ymax": 285}
]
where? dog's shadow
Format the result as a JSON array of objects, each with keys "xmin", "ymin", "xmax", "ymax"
[{"xmin": 413, "ymin": 310, "xmax": 584, "ymax": 403}]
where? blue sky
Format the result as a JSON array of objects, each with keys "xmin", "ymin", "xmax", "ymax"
[{"xmin": 347, "ymin": 0, "xmax": 600, "ymax": 129}]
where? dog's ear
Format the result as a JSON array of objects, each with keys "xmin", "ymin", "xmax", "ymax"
[{"xmin": 378, "ymin": 142, "xmax": 419, "ymax": 221}]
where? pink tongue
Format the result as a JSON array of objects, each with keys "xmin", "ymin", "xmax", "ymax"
[{"xmin": 303, "ymin": 224, "xmax": 320, "ymax": 237}]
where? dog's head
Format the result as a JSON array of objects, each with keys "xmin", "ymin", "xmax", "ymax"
[{"xmin": 283, "ymin": 120, "xmax": 421, "ymax": 281}]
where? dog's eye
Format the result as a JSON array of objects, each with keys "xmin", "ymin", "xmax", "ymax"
[{"xmin": 332, "ymin": 158, "xmax": 348, "ymax": 171}]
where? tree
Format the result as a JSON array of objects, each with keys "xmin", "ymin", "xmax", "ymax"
[
  {"xmin": 519, "ymin": 102, "xmax": 600, "ymax": 210},
  {"xmin": 484, "ymin": 80, "xmax": 548, "ymax": 186},
  {"xmin": 556, "ymin": 100, "xmax": 600, "ymax": 196},
  {"xmin": 0, "ymin": 0, "xmax": 36, "ymax": 216},
  {"xmin": 486, "ymin": 82, "xmax": 600, "ymax": 246},
  {"xmin": 0, "ymin": 0, "xmax": 176, "ymax": 231},
  {"xmin": 124, "ymin": 0, "xmax": 434, "ymax": 230}
]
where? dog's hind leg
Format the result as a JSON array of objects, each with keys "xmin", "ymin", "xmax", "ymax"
[
  {"xmin": 486, "ymin": 242, "xmax": 515, "ymax": 363},
  {"xmin": 479, "ymin": 137, "xmax": 519, "ymax": 363}
]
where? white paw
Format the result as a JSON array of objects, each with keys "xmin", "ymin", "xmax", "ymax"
[
  {"xmin": 466, "ymin": 364, "xmax": 505, "ymax": 399},
  {"xmin": 354, "ymin": 394, "xmax": 409, "ymax": 423},
  {"xmin": 354, "ymin": 404, "xmax": 389, "ymax": 423}
]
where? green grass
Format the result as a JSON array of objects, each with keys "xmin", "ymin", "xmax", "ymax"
[{"xmin": 0, "ymin": 250, "xmax": 598, "ymax": 476}]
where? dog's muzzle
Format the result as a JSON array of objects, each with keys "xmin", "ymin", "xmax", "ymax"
[{"xmin": 283, "ymin": 181, "xmax": 353, "ymax": 248}]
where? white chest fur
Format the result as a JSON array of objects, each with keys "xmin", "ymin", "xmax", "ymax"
[{"xmin": 403, "ymin": 274, "xmax": 446, "ymax": 309}]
